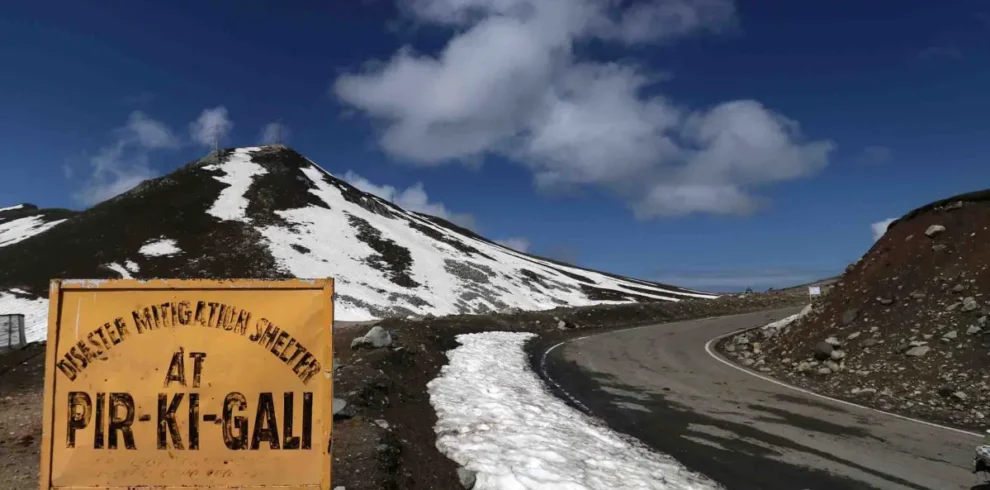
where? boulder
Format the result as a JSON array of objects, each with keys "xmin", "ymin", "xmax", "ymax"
[
  {"xmin": 457, "ymin": 468, "xmax": 477, "ymax": 489},
  {"xmin": 967, "ymin": 325, "xmax": 982, "ymax": 335},
  {"xmin": 963, "ymin": 297, "xmax": 980, "ymax": 312},
  {"xmin": 351, "ymin": 325, "xmax": 393, "ymax": 349},
  {"xmin": 942, "ymin": 330, "xmax": 958, "ymax": 340},
  {"xmin": 925, "ymin": 224, "xmax": 945, "ymax": 237},
  {"xmin": 905, "ymin": 345, "xmax": 931, "ymax": 357},
  {"xmin": 841, "ymin": 309, "xmax": 859, "ymax": 325},
  {"xmin": 830, "ymin": 349, "xmax": 846, "ymax": 361},
  {"xmin": 825, "ymin": 336, "xmax": 842, "ymax": 347},
  {"xmin": 813, "ymin": 342, "xmax": 834, "ymax": 361}
]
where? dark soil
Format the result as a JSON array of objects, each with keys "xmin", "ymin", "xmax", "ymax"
[
  {"xmin": 718, "ymin": 191, "xmax": 990, "ymax": 432},
  {"xmin": 1, "ymin": 291, "xmax": 805, "ymax": 490}
]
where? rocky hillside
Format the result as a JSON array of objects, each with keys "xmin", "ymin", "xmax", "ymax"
[
  {"xmin": 0, "ymin": 145, "xmax": 715, "ymax": 342},
  {"xmin": 719, "ymin": 191, "xmax": 990, "ymax": 430},
  {"xmin": 0, "ymin": 204, "xmax": 75, "ymax": 248}
]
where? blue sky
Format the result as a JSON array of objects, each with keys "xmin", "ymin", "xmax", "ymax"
[{"xmin": 2, "ymin": 0, "xmax": 989, "ymax": 292}]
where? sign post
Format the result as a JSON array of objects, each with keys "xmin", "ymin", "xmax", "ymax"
[
  {"xmin": 808, "ymin": 286, "xmax": 822, "ymax": 297},
  {"xmin": 40, "ymin": 278, "xmax": 334, "ymax": 490}
]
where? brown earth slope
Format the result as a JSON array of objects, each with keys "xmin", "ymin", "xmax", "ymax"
[{"xmin": 719, "ymin": 191, "xmax": 990, "ymax": 431}]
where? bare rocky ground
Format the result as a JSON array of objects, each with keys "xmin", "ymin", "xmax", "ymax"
[
  {"xmin": 718, "ymin": 192, "xmax": 990, "ymax": 433},
  {"xmin": 2, "ymin": 291, "xmax": 805, "ymax": 490}
]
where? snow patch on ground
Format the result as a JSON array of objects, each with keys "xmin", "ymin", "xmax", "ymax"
[
  {"xmin": 204, "ymin": 147, "xmax": 267, "ymax": 222},
  {"xmin": 105, "ymin": 262, "xmax": 133, "ymax": 279},
  {"xmin": 760, "ymin": 303, "xmax": 812, "ymax": 332},
  {"xmin": 124, "ymin": 260, "xmax": 140, "ymax": 273},
  {"xmin": 0, "ymin": 291, "xmax": 50, "ymax": 343},
  {"xmin": 139, "ymin": 238, "xmax": 181, "ymax": 257},
  {"xmin": 0, "ymin": 216, "xmax": 67, "ymax": 247},
  {"xmin": 427, "ymin": 331, "xmax": 721, "ymax": 490},
  {"xmin": 0, "ymin": 204, "xmax": 25, "ymax": 213}
]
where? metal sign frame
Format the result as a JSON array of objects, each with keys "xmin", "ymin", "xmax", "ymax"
[{"xmin": 40, "ymin": 278, "xmax": 334, "ymax": 490}]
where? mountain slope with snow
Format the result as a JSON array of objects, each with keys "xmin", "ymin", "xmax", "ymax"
[
  {"xmin": 0, "ymin": 145, "xmax": 715, "ymax": 341},
  {"xmin": 0, "ymin": 204, "xmax": 74, "ymax": 248}
]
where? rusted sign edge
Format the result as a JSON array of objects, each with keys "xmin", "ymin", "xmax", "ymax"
[{"xmin": 56, "ymin": 278, "xmax": 330, "ymax": 291}]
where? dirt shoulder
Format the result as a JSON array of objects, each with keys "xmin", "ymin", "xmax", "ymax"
[{"xmin": 1, "ymin": 291, "xmax": 805, "ymax": 490}]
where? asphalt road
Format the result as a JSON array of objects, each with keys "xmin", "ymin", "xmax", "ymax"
[{"xmin": 542, "ymin": 307, "xmax": 983, "ymax": 490}]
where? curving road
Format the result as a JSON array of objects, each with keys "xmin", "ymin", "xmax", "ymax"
[{"xmin": 541, "ymin": 307, "xmax": 982, "ymax": 490}]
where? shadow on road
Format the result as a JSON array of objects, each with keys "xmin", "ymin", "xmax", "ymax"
[{"xmin": 543, "ymin": 355, "xmax": 929, "ymax": 490}]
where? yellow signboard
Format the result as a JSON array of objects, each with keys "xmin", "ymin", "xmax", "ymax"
[{"xmin": 39, "ymin": 279, "xmax": 334, "ymax": 490}]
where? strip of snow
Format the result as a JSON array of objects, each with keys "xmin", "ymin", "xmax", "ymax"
[
  {"xmin": 0, "ymin": 216, "xmax": 66, "ymax": 247},
  {"xmin": 204, "ymin": 147, "xmax": 267, "ymax": 222},
  {"xmin": 0, "ymin": 204, "xmax": 25, "ymax": 213},
  {"xmin": 0, "ymin": 291, "xmax": 50, "ymax": 343},
  {"xmin": 139, "ymin": 238, "xmax": 181, "ymax": 257},
  {"xmin": 104, "ymin": 262, "xmax": 133, "ymax": 279},
  {"xmin": 427, "ymin": 331, "xmax": 721, "ymax": 490}
]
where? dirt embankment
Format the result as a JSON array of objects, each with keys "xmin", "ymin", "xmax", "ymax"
[
  {"xmin": 1, "ymin": 291, "xmax": 805, "ymax": 490},
  {"xmin": 718, "ymin": 193, "xmax": 990, "ymax": 432}
]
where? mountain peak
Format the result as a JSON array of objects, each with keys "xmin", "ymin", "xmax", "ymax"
[{"xmin": 0, "ymin": 146, "xmax": 715, "ymax": 341}]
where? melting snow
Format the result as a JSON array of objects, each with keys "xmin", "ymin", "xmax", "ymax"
[
  {"xmin": 139, "ymin": 238, "xmax": 181, "ymax": 257},
  {"xmin": 428, "ymin": 331, "xmax": 721, "ymax": 490},
  {"xmin": 0, "ymin": 204, "xmax": 25, "ymax": 213},
  {"xmin": 0, "ymin": 291, "xmax": 50, "ymax": 343},
  {"xmin": 0, "ymin": 216, "xmax": 66, "ymax": 247},
  {"xmin": 204, "ymin": 147, "xmax": 267, "ymax": 222}
]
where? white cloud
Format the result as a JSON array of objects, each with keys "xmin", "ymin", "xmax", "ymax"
[
  {"xmin": 334, "ymin": 0, "xmax": 834, "ymax": 218},
  {"xmin": 74, "ymin": 111, "xmax": 178, "ymax": 206},
  {"xmin": 343, "ymin": 171, "xmax": 476, "ymax": 229},
  {"xmin": 871, "ymin": 217, "xmax": 896, "ymax": 241},
  {"xmin": 496, "ymin": 237, "xmax": 530, "ymax": 252},
  {"xmin": 190, "ymin": 106, "xmax": 233, "ymax": 147},
  {"xmin": 260, "ymin": 121, "xmax": 290, "ymax": 145},
  {"xmin": 125, "ymin": 111, "xmax": 179, "ymax": 149}
]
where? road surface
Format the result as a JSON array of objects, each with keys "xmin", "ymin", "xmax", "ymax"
[{"xmin": 541, "ymin": 308, "xmax": 982, "ymax": 490}]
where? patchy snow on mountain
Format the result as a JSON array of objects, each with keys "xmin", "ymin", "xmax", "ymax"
[
  {"xmin": 0, "ymin": 204, "xmax": 25, "ymax": 213},
  {"xmin": 204, "ymin": 147, "xmax": 268, "ymax": 222},
  {"xmin": 104, "ymin": 262, "xmax": 134, "ymax": 279},
  {"xmin": 138, "ymin": 238, "xmax": 181, "ymax": 257},
  {"xmin": 428, "ymin": 331, "xmax": 721, "ymax": 490},
  {"xmin": 0, "ymin": 215, "xmax": 67, "ymax": 247}
]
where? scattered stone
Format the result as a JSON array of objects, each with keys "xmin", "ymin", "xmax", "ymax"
[
  {"xmin": 830, "ymin": 349, "xmax": 846, "ymax": 361},
  {"xmin": 877, "ymin": 296, "xmax": 893, "ymax": 305},
  {"xmin": 825, "ymin": 360, "xmax": 840, "ymax": 371},
  {"xmin": 909, "ymin": 291, "xmax": 926, "ymax": 300},
  {"xmin": 796, "ymin": 362, "xmax": 812, "ymax": 373},
  {"xmin": 942, "ymin": 330, "xmax": 958, "ymax": 340},
  {"xmin": 351, "ymin": 326, "xmax": 393, "ymax": 349},
  {"xmin": 952, "ymin": 283, "xmax": 967, "ymax": 293},
  {"xmin": 735, "ymin": 335, "xmax": 751, "ymax": 346},
  {"xmin": 968, "ymin": 325, "xmax": 983, "ymax": 335},
  {"xmin": 952, "ymin": 392, "xmax": 968, "ymax": 401},
  {"xmin": 945, "ymin": 201, "xmax": 964, "ymax": 211},
  {"xmin": 333, "ymin": 398, "xmax": 349, "ymax": 418},
  {"xmin": 818, "ymin": 367, "xmax": 832, "ymax": 376},
  {"xmin": 457, "ymin": 468, "xmax": 477, "ymax": 489},
  {"xmin": 374, "ymin": 419, "xmax": 390, "ymax": 430},
  {"xmin": 859, "ymin": 388, "xmax": 877, "ymax": 395},
  {"xmin": 925, "ymin": 224, "xmax": 945, "ymax": 237},
  {"xmin": 862, "ymin": 338, "xmax": 878, "ymax": 347},
  {"xmin": 741, "ymin": 358, "xmax": 756, "ymax": 367},
  {"xmin": 825, "ymin": 336, "xmax": 842, "ymax": 347},
  {"xmin": 932, "ymin": 244, "xmax": 947, "ymax": 252},
  {"xmin": 905, "ymin": 345, "xmax": 931, "ymax": 357},
  {"xmin": 847, "ymin": 331, "xmax": 862, "ymax": 340}
]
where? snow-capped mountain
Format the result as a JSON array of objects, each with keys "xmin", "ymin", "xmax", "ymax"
[{"xmin": 0, "ymin": 145, "xmax": 716, "ymax": 342}]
